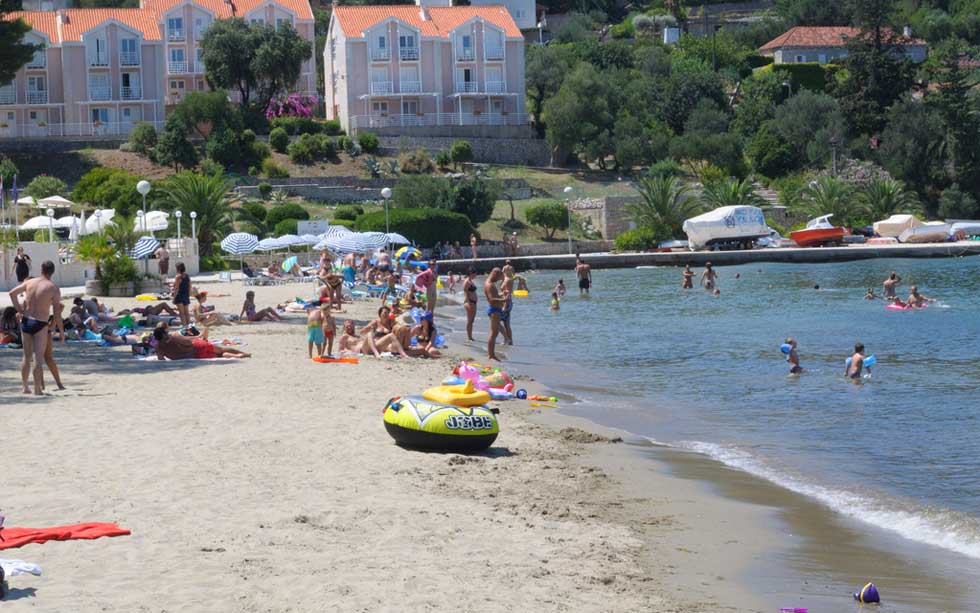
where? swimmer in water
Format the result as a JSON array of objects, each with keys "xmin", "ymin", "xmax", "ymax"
[
  {"xmin": 701, "ymin": 262, "xmax": 717, "ymax": 291},
  {"xmin": 814, "ymin": 284, "xmax": 821, "ymax": 290},
  {"xmin": 712, "ymin": 288, "xmax": 721, "ymax": 297},
  {"xmin": 682, "ymin": 264, "xmax": 694, "ymax": 289},
  {"xmin": 550, "ymin": 291, "xmax": 560, "ymax": 311},
  {"xmin": 906, "ymin": 285, "xmax": 936, "ymax": 308},
  {"xmin": 785, "ymin": 337, "xmax": 802, "ymax": 374},
  {"xmin": 883, "ymin": 271, "xmax": 902, "ymax": 301},
  {"xmin": 864, "ymin": 287, "xmax": 878, "ymax": 300},
  {"xmin": 845, "ymin": 342, "xmax": 867, "ymax": 379}
]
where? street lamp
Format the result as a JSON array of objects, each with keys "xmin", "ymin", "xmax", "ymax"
[
  {"xmin": 380, "ymin": 187, "xmax": 392, "ymax": 253},
  {"xmin": 46, "ymin": 207, "xmax": 54, "ymax": 243},
  {"xmin": 94, "ymin": 209, "xmax": 102, "ymax": 233},
  {"xmin": 563, "ymin": 185, "xmax": 574, "ymax": 255},
  {"xmin": 782, "ymin": 81, "xmax": 792, "ymax": 99},
  {"xmin": 537, "ymin": 21, "xmax": 544, "ymax": 45},
  {"xmin": 136, "ymin": 179, "xmax": 151, "ymax": 234},
  {"xmin": 175, "ymin": 210, "xmax": 183, "ymax": 257},
  {"xmin": 190, "ymin": 211, "xmax": 197, "ymax": 242}
]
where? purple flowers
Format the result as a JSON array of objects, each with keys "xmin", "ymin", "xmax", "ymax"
[{"xmin": 265, "ymin": 92, "xmax": 319, "ymax": 119}]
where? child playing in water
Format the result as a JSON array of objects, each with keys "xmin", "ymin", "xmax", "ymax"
[
  {"xmin": 845, "ymin": 342, "xmax": 867, "ymax": 379},
  {"xmin": 554, "ymin": 279, "xmax": 566, "ymax": 299},
  {"xmin": 864, "ymin": 287, "xmax": 878, "ymax": 300},
  {"xmin": 307, "ymin": 305, "xmax": 325, "ymax": 358},
  {"xmin": 550, "ymin": 291, "xmax": 560, "ymax": 311},
  {"xmin": 321, "ymin": 305, "xmax": 336, "ymax": 356},
  {"xmin": 448, "ymin": 272, "xmax": 457, "ymax": 294},
  {"xmin": 785, "ymin": 337, "xmax": 802, "ymax": 374}
]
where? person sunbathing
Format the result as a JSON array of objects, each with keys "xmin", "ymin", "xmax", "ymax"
[
  {"xmin": 344, "ymin": 317, "xmax": 409, "ymax": 358},
  {"xmin": 410, "ymin": 312, "xmax": 442, "ymax": 358},
  {"xmin": 118, "ymin": 302, "xmax": 177, "ymax": 317},
  {"xmin": 153, "ymin": 327, "xmax": 250, "ymax": 360},
  {"xmin": 193, "ymin": 292, "xmax": 236, "ymax": 326},
  {"xmin": 239, "ymin": 291, "xmax": 282, "ymax": 322}
]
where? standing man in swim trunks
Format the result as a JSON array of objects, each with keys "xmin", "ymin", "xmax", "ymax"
[
  {"xmin": 883, "ymin": 271, "xmax": 902, "ymax": 301},
  {"xmin": 155, "ymin": 244, "xmax": 170, "ymax": 286},
  {"xmin": 8, "ymin": 260, "xmax": 63, "ymax": 395},
  {"xmin": 500, "ymin": 260, "xmax": 516, "ymax": 345},
  {"xmin": 484, "ymin": 267, "xmax": 509, "ymax": 361},
  {"xmin": 575, "ymin": 256, "xmax": 592, "ymax": 295},
  {"xmin": 376, "ymin": 248, "xmax": 392, "ymax": 274}
]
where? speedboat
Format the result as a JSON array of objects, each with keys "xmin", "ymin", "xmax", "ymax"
[
  {"xmin": 790, "ymin": 215, "xmax": 850, "ymax": 247},
  {"xmin": 898, "ymin": 221, "xmax": 951, "ymax": 243},
  {"xmin": 949, "ymin": 221, "xmax": 980, "ymax": 239},
  {"xmin": 874, "ymin": 214, "xmax": 922, "ymax": 238}
]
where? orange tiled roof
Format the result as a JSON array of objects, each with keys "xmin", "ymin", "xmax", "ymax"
[
  {"xmin": 333, "ymin": 5, "xmax": 522, "ymax": 39},
  {"xmin": 58, "ymin": 8, "xmax": 162, "ymax": 41},
  {"xmin": 759, "ymin": 26, "xmax": 926, "ymax": 52},
  {"xmin": 5, "ymin": 11, "xmax": 58, "ymax": 42},
  {"xmin": 142, "ymin": 0, "xmax": 313, "ymax": 21}
]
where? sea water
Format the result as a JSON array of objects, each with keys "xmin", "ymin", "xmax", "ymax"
[{"xmin": 475, "ymin": 257, "xmax": 980, "ymax": 567}]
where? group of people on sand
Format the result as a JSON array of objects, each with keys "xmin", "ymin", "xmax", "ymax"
[
  {"xmin": 318, "ymin": 303, "xmax": 442, "ymax": 360},
  {"xmin": 864, "ymin": 271, "xmax": 937, "ymax": 308}
]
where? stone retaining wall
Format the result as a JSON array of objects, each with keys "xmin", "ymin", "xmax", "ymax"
[
  {"xmin": 234, "ymin": 176, "xmax": 533, "ymax": 203},
  {"xmin": 378, "ymin": 135, "xmax": 550, "ymax": 166}
]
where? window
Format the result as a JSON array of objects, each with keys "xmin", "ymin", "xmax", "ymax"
[
  {"xmin": 91, "ymin": 108, "xmax": 109, "ymax": 123},
  {"xmin": 121, "ymin": 107, "xmax": 133, "ymax": 122},
  {"xmin": 795, "ymin": 54, "xmax": 804, "ymax": 62},
  {"xmin": 91, "ymin": 37, "xmax": 108, "ymax": 65},
  {"xmin": 818, "ymin": 53, "xmax": 827, "ymax": 63},
  {"xmin": 399, "ymin": 34, "xmax": 415, "ymax": 48},
  {"xmin": 120, "ymin": 38, "xmax": 139, "ymax": 64},
  {"xmin": 371, "ymin": 101, "xmax": 388, "ymax": 114},
  {"xmin": 196, "ymin": 47, "xmax": 203, "ymax": 64},
  {"xmin": 170, "ymin": 48, "xmax": 185, "ymax": 62},
  {"xmin": 29, "ymin": 111, "xmax": 38, "ymax": 120},
  {"xmin": 462, "ymin": 35, "xmax": 472, "ymax": 48},
  {"xmin": 27, "ymin": 76, "xmax": 46, "ymax": 91},
  {"xmin": 250, "ymin": 18, "xmax": 264, "ymax": 26},
  {"xmin": 194, "ymin": 17, "xmax": 206, "ymax": 38},
  {"xmin": 197, "ymin": 79, "xmax": 205, "ymax": 90},
  {"xmin": 378, "ymin": 35, "xmax": 386, "ymax": 49},
  {"xmin": 168, "ymin": 17, "xmax": 184, "ymax": 40},
  {"xmin": 401, "ymin": 100, "xmax": 418, "ymax": 115},
  {"xmin": 515, "ymin": 9, "xmax": 526, "ymax": 19}
]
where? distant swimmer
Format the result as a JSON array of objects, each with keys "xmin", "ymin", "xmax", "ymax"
[
  {"xmin": 845, "ymin": 342, "xmax": 867, "ymax": 379},
  {"xmin": 906, "ymin": 285, "xmax": 936, "ymax": 308},
  {"xmin": 554, "ymin": 279, "xmax": 566, "ymax": 299},
  {"xmin": 550, "ymin": 291, "xmax": 560, "ymax": 311},
  {"xmin": 712, "ymin": 288, "xmax": 721, "ymax": 297},
  {"xmin": 883, "ymin": 271, "xmax": 902, "ymax": 300},
  {"xmin": 700, "ymin": 262, "xmax": 718, "ymax": 291},
  {"xmin": 575, "ymin": 256, "xmax": 592, "ymax": 295},
  {"xmin": 785, "ymin": 337, "xmax": 802, "ymax": 375},
  {"xmin": 681, "ymin": 264, "xmax": 694, "ymax": 289},
  {"xmin": 864, "ymin": 287, "xmax": 879, "ymax": 300}
]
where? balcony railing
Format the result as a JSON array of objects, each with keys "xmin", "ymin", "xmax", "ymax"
[
  {"xmin": 485, "ymin": 47, "xmax": 504, "ymax": 60},
  {"xmin": 352, "ymin": 112, "xmax": 529, "ymax": 130},
  {"xmin": 120, "ymin": 51, "xmax": 140, "ymax": 66},
  {"xmin": 88, "ymin": 86, "xmax": 111, "ymax": 101},
  {"xmin": 399, "ymin": 47, "xmax": 419, "ymax": 61},
  {"xmin": 168, "ymin": 61, "xmax": 188, "ymax": 74},
  {"xmin": 121, "ymin": 85, "xmax": 142, "ymax": 100},
  {"xmin": 88, "ymin": 55, "xmax": 109, "ymax": 67},
  {"xmin": 27, "ymin": 90, "xmax": 48, "ymax": 104},
  {"xmin": 369, "ymin": 81, "xmax": 393, "ymax": 94},
  {"xmin": 0, "ymin": 88, "xmax": 14, "ymax": 104},
  {"xmin": 371, "ymin": 48, "xmax": 390, "ymax": 61},
  {"xmin": 0, "ymin": 120, "xmax": 167, "ymax": 139},
  {"xmin": 454, "ymin": 81, "xmax": 478, "ymax": 93},
  {"xmin": 457, "ymin": 48, "xmax": 475, "ymax": 61},
  {"xmin": 27, "ymin": 55, "xmax": 47, "ymax": 69},
  {"xmin": 400, "ymin": 80, "xmax": 421, "ymax": 93},
  {"xmin": 168, "ymin": 29, "xmax": 185, "ymax": 41}
]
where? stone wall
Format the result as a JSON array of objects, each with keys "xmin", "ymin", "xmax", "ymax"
[
  {"xmin": 0, "ymin": 138, "xmax": 127, "ymax": 154},
  {"xmin": 377, "ymin": 135, "xmax": 550, "ymax": 166},
  {"xmin": 567, "ymin": 195, "xmax": 638, "ymax": 240},
  {"xmin": 234, "ymin": 176, "xmax": 533, "ymax": 203}
]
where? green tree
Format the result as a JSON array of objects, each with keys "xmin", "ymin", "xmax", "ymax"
[
  {"xmin": 858, "ymin": 178, "xmax": 923, "ymax": 220},
  {"xmin": 200, "ymin": 19, "xmax": 311, "ymax": 109},
  {"xmin": 451, "ymin": 176, "xmax": 499, "ymax": 226},
  {"xmin": 525, "ymin": 201, "xmax": 569, "ymax": 239},
  {"xmin": 772, "ymin": 90, "xmax": 845, "ymax": 167},
  {"xmin": 662, "ymin": 71, "xmax": 726, "ymax": 133},
  {"xmin": 104, "ymin": 211, "xmax": 140, "ymax": 255},
  {"xmin": 393, "ymin": 175, "xmax": 453, "ymax": 210},
  {"xmin": 128, "ymin": 122, "xmax": 157, "ymax": 155},
  {"xmin": 265, "ymin": 202, "xmax": 309, "ymax": 227},
  {"xmin": 732, "ymin": 71, "xmax": 784, "ymax": 139},
  {"xmin": 169, "ymin": 90, "xmax": 238, "ymax": 140},
  {"xmin": 747, "ymin": 122, "xmax": 800, "ymax": 177},
  {"xmin": 543, "ymin": 63, "xmax": 613, "ymax": 165},
  {"xmin": 0, "ymin": 157, "xmax": 17, "ymax": 186},
  {"xmin": 775, "ymin": 0, "xmax": 850, "ymax": 25},
  {"xmin": 926, "ymin": 40, "xmax": 980, "ymax": 198},
  {"xmin": 876, "ymin": 98, "xmax": 948, "ymax": 206},
  {"xmin": 154, "ymin": 118, "xmax": 199, "ymax": 171},
  {"xmin": 0, "ymin": 7, "xmax": 40, "ymax": 85},
  {"xmin": 153, "ymin": 172, "xmax": 236, "ymax": 257},
  {"xmin": 450, "ymin": 140, "xmax": 474, "ymax": 169},
  {"xmin": 237, "ymin": 201, "xmax": 271, "ymax": 237},
  {"xmin": 629, "ymin": 175, "xmax": 701, "ymax": 239},
  {"xmin": 71, "ymin": 168, "xmax": 142, "ymax": 215},
  {"xmin": 700, "ymin": 178, "xmax": 767, "ymax": 209},
  {"xmin": 797, "ymin": 176, "xmax": 867, "ymax": 225},
  {"xmin": 612, "ymin": 115, "xmax": 670, "ymax": 171},
  {"xmin": 524, "ymin": 44, "xmax": 578, "ymax": 137},
  {"xmin": 939, "ymin": 183, "xmax": 980, "ymax": 219},
  {"xmin": 24, "ymin": 175, "xmax": 68, "ymax": 199},
  {"xmin": 669, "ymin": 131, "xmax": 744, "ymax": 180}
]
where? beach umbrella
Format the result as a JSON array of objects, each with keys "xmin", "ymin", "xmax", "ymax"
[
  {"xmin": 37, "ymin": 195, "xmax": 75, "ymax": 209},
  {"xmin": 16, "ymin": 196, "xmax": 36, "ymax": 206},
  {"xmin": 130, "ymin": 236, "xmax": 160, "ymax": 259},
  {"xmin": 321, "ymin": 224, "xmax": 354, "ymax": 239},
  {"xmin": 276, "ymin": 234, "xmax": 307, "ymax": 248},
  {"xmin": 395, "ymin": 246, "xmax": 422, "ymax": 262},
  {"xmin": 319, "ymin": 234, "xmax": 363, "ymax": 254},
  {"xmin": 221, "ymin": 231, "xmax": 259, "ymax": 271},
  {"xmin": 84, "ymin": 209, "xmax": 115, "ymax": 234},
  {"xmin": 256, "ymin": 237, "xmax": 282, "ymax": 251},
  {"xmin": 299, "ymin": 234, "xmax": 320, "ymax": 245},
  {"xmin": 20, "ymin": 215, "xmax": 52, "ymax": 230},
  {"xmin": 386, "ymin": 232, "xmax": 411, "ymax": 245},
  {"xmin": 56, "ymin": 215, "xmax": 80, "ymax": 229},
  {"xmin": 356, "ymin": 231, "xmax": 389, "ymax": 250},
  {"xmin": 133, "ymin": 210, "xmax": 169, "ymax": 233},
  {"xmin": 281, "ymin": 255, "xmax": 298, "ymax": 272}
]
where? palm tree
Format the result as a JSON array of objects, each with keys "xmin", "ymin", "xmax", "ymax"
[
  {"xmin": 858, "ymin": 178, "xmax": 924, "ymax": 221},
  {"xmin": 629, "ymin": 175, "xmax": 701, "ymax": 239},
  {"xmin": 104, "ymin": 211, "xmax": 140, "ymax": 254},
  {"xmin": 797, "ymin": 176, "xmax": 867, "ymax": 227},
  {"xmin": 155, "ymin": 172, "xmax": 236, "ymax": 257},
  {"xmin": 700, "ymin": 178, "xmax": 767, "ymax": 209}
]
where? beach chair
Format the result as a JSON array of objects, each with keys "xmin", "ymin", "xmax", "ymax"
[{"xmin": 219, "ymin": 271, "xmax": 232, "ymax": 283}]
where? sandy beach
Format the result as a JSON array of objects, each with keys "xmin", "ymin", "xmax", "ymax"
[{"xmin": 0, "ymin": 280, "xmax": 769, "ymax": 611}]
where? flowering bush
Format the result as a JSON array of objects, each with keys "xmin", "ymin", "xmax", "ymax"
[{"xmin": 265, "ymin": 92, "xmax": 318, "ymax": 120}]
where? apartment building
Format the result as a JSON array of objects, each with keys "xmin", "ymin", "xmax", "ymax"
[
  {"xmin": 0, "ymin": 0, "xmax": 316, "ymax": 140},
  {"xmin": 325, "ymin": 4, "xmax": 527, "ymax": 135}
]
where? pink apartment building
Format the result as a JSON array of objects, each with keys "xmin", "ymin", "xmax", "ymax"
[
  {"xmin": 325, "ymin": 3, "xmax": 528, "ymax": 135},
  {"xmin": 0, "ymin": 0, "xmax": 316, "ymax": 140}
]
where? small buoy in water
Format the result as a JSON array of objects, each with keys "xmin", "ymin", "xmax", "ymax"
[
  {"xmin": 854, "ymin": 582, "xmax": 880, "ymax": 603},
  {"xmin": 516, "ymin": 389, "xmax": 527, "ymax": 400}
]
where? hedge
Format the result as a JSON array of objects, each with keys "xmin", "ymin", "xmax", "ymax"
[
  {"xmin": 614, "ymin": 227, "xmax": 663, "ymax": 252},
  {"xmin": 354, "ymin": 208, "xmax": 473, "ymax": 247},
  {"xmin": 269, "ymin": 117, "xmax": 344, "ymax": 136},
  {"xmin": 758, "ymin": 62, "xmax": 836, "ymax": 93},
  {"xmin": 266, "ymin": 202, "xmax": 309, "ymax": 227}
]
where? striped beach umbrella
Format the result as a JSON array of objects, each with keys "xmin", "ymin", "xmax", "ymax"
[
  {"xmin": 355, "ymin": 231, "xmax": 388, "ymax": 250},
  {"xmin": 299, "ymin": 234, "xmax": 320, "ymax": 245},
  {"xmin": 220, "ymin": 232, "xmax": 259, "ymax": 255},
  {"xmin": 130, "ymin": 236, "xmax": 160, "ymax": 259},
  {"xmin": 321, "ymin": 224, "xmax": 353, "ymax": 239},
  {"xmin": 386, "ymin": 232, "xmax": 411, "ymax": 245},
  {"xmin": 277, "ymin": 234, "xmax": 307, "ymax": 248},
  {"xmin": 256, "ymin": 237, "xmax": 282, "ymax": 251}
]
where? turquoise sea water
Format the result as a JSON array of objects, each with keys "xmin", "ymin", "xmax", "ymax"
[{"xmin": 476, "ymin": 257, "xmax": 980, "ymax": 562}]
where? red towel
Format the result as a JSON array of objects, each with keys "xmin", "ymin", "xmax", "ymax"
[{"xmin": 0, "ymin": 522, "xmax": 130, "ymax": 550}]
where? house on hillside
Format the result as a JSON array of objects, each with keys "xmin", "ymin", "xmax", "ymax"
[
  {"xmin": 324, "ymin": 2, "xmax": 527, "ymax": 135},
  {"xmin": 758, "ymin": 26, "xmax": 928, "ymax": 65}
]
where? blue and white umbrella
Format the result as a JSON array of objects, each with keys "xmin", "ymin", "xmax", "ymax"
[
  {"xmin": 299, "ymin": 234, "xmax": 320, "ymax": 245},
  {"xmin": 356, "ymin": 231, "xmax": 389, "ymax": 250},
  {"xmin": 130, "ymin": 236, "xmax": 160, "ymax": 259},
  {"xmin": 320, "ymin": 225, "xmax": 354, "ymax": 239},
  {"xmin": 256, "ymin": 237, "xmax": 283, "ymax": 251},
  {"xmin": 277, "ymin": 234, "xmax": 307, "ymax": 248},
  {"xmin": 221, "ymin": 232, "xmax": 259, "ymax": 255},
  {"xmin": 316, "ymin": 234, "xmax": 363, "ymax": 254},
  {"xmin": 385, "ymin": 232, "xmax": 411, "ymax": 245}
]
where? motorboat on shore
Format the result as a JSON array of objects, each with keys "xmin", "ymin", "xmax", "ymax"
[
  {"xmin": 790, "ymin": 215, "xmax": 850, "ymax": 247},
  {"xmin": 899, "ymin": 221, "xmax": 951, "ymax": 243},
  {"xmin": 949, "ymin": 221, "xmax": 980, "ymax": 239},
  {"xmin": 682, "ymin": 206, "xmax": 769, "ymax": 250},
  {"xmin": 874, "ymin": 214, "xmax": 922, "ymax": 238}
]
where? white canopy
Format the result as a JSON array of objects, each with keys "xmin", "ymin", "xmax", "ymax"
[
  {"xmin": 682, "ymin": 206, "xmax": 768, "ymax": 250},
  {"xmin": 16, "ymin": 196, "xmax": 37, "ymax": 206},
  {"xmin": 56, "ymin": 215, "xmax": 80, "ymax": 229},
  {"xmin": 37, "ymin": 195, "xmax": 75, "ymax": 208},
  {"xmin": 84, "ymin": 209, "xmax": 115, "ymax": 234},
  {"xmin": 134, "ymin": 210, "xmax": 169, "ymax": 232},
  {"xmin": 20, "ymin": 215, "xmax": 56, "ymax": 230}
]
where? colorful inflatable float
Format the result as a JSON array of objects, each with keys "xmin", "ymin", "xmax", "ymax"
[{"xmin": 383, "ymin": 395, "xmax": 499, "ymax": 451}]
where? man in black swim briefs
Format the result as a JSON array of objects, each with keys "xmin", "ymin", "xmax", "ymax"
[
  {"xmin": 8, "ymin": 260, "xmax": 63, "ymax": 395},
  {"xmin": 575, "ymin": 256, "xmax": 592, "ymax": 295}
]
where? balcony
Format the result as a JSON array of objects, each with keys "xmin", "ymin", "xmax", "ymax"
[
  {"xmin": 485, "ymin": 47, "xmax": 504, "ymax": 60},
  {"xmin": 370, "ymin": 48, "xmax": 390, "ymax": 61},
  {"xmin": 369, "ymin": 81, "xmax": 393, "ymax": 95},
  {"xmin": 0, "ymin": 88, "xmax": 15, "ymax": 105},
  {"xmin": 399, "ymin": 80, "xmax": 421, "ymax": 93},
  {"xmin": 88, "ymin": 86, "xmax": 110, "ymax": 101},
  {"xmin": 168, "ymin": 29, "xmax": 185, "ymax": 42},
  {"xmin": 168, "ymin": 61, "xmax": 188, "ymax": 74},
  {"xmin": 457, "ymin": 48, "xmax": 475, "ymax": 61},
  {"xmin": 26, "ymin": 90, "xmax": 48, "ymax": 104},
  {"xmin": 88, "ymin": 55, "xmax": 110, "ymax": 67},
  {"xmin": 352, "ymin": 112, "xmax": 529, "ymax": 130},
  {"xmin": 399, "ymin": 47, "xmax": 419, "ymax": 61},
  {"xmin": 27, "ymin": 55, "xmax": 46, "ymax": 69},
  {"xmin": 454, "ymin": 81, "xmax": 478, "ymax": 93},
  {"xmin": 121, "ymin": 85, "xmax": 142, "ymax": 100},
  {"xmin": 120, "ymin": 51, "xmax": 140, "ymax": 66},
  {"xmin": 485, "ymin": 80, "xmax": 505, "ymax": 93}
]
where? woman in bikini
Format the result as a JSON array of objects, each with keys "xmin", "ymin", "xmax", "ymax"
[
  {"xmin": 463, "ymin": 268, "xmax": 478, "ymax": 341},
  {"xmin": 239, "ymin": 290, "xmax": 282, "ymax": 322},
  {"xmin": 700, "ymin": 262, "xmax": 718, "ymax": 291},
  {"xmin": 410, "ymin": 312, "xmax": 441, "ymax": 358},
  {"xmin": 682, "ymin": 264, "xmax": 694, "ymax": 289},
  {"xmin": 193, "ymin": 292, "xmax": 236, "ymax": 326}
]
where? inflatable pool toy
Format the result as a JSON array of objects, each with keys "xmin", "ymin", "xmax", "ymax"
[
  {"xmin": 529, "ymin": 395, "xmax": 557, "ymax": 402},
  {"xmin": 383, "ymin": 395, "xmax": 499, "ymax": 451},
  {"xmin": 423, "ymin": 379, "xmax": 491, "ymax": 407},
  {"xmin": 487, "ymin": 388, "xmax": 513, "ymax": 400},
  {"xmin": 513, "ymin": 290, "xmax": 529, "ymax": 297},
  {"xmin": 312, "ymin": 356, "xmax": 359, "ymax": 364},
  {"xmin": 886, "ymin": 302, "xmax": 927, "ymax": 311},
  {"xmin": 135, "ymin": 294, "xmax": 158, "ymax": 301},
  {"xmin": 844, "ymin": 355, "xmax": 876, "ymax": 368},
  {"xmin": 456, "ymin": 361, "xmax": 515, "ymax": 394},
  {"xmin": 780, "ymin": 343, "xmax": 792, "ymax": 355},
  {"xmin": 516, "ymin": 389, "xmax": 527, "ymax": 400},
  {"xmin": 442, "ymin": 375, "xmax": 466, "ymax": 386},
  {"xmin": 483, "ymin": 370, "xmax": 513, "ymax": 389},
  {"xmin": 854, "ymin": 582, "xmax": 880, "ymax": 604},
  {"xmin": 530, "ymin": 402, "xmax": 557, "ymax": 408}
]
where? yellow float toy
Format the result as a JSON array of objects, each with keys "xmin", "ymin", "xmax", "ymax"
[
  {"xmin": 512, "ymin": 289, "xmax": 529, "ymax": 297},
  {"xmin": 383, "ymin": 396, "xmax": 499, "ymax": 451},
  {"xmin": 423, "ymin": 379, "xmax": 491, "ymax": 407}
]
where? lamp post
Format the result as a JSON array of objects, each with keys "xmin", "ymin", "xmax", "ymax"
[
  {"xmin": 782, "ymin": 81, "xmax": 791, "ymax": 99},
  {"xmin": 190, "ymin": 211, "xmax": 197, "ymax": 243},
  {"xmin": 46, "ymin": 207, "xmax": 54, "ymax": 243},
  {"xmin": 136, "ymin": 179, "xmax": 151, "ymax": 234},
  {"xmin": 563, "ymin": 185, "xmax": 573, "ymax": 255},
  {"xmin": 94, "ymin": 209, "xmax": 102, "ymax": 233},
  {"xmin": 175, "ymin": 210, "xmax": 183, "ymax": 257},
  {"xmin": 537, "ymin": 21, "xmax": 544, "ymax": 44},
  {"xmin": 380, "ymin": 187, "xmax": 392, "ymax": 253}
]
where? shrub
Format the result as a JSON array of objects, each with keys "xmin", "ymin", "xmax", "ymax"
[
  {"xmin": 72, "ymin": 167, "xmax": 141, "ymax": 214},
  {"xmin": 334, "ymin": 205, "xmax": 362, "ymax": 221},
  {"xmin": 128, "ymin": 122, "xmax": 157, "ymax": 155},
  {"xmin": 357, "ymin": 131, "xmax": 380, "ymax": 153},
  {"xmin": 199, "ymin": 253, "xmax": 228, "ymax": 271},
  {"xmin": 248, "ymin": 165, "xmax": 259, "ymax": 176},
  {"xmin": 24, "ymin": 175, "xmax": 68, "ymax": 199},
  {"xmin": 435, "ymin": 150, "xmax": 451, "ymax": 168},
  {"xmin": 242, "ymin": 201, "xmax": 267, "ymax": 221},
  {"xmin": 337, "ymin": 135, "xmax": 353, "ymax": 150},
  {"xmin": 0, "ymin": 157, "xmax": 18, "ymax": 185},
  {"xmin": 393, "ymin": 175, "xmax": 453, "ymax": 209},
  {"xmin": 451, "ymin": 176, "xmax": 498, "ymax": 226},
  {"xmin": 269, "ymin": 127, "xmax": 289, "ymax": 153},
  {"xmin": 649, "ymin": 158, "xmax": 684, "ymax": 178},
  {"xmin": 322, "ymin": 119, "xmax": 342, "ymax": 135},
  {"xmin": 206, "ymin": 128, "xmax": 241, "ymax": 167},
  {"xmin": 354, "ymin": 207, "xmax": 473, "ymax": 247},
  {"xmin": 332, "ymin": 218, "xmax": 355, "ymax": 229},
  {"xmin": 526, "ymin": 201, "xmax": 569, "ymax": 239},
  {"xmin": 288, "ymin": 133, "xmax": 320, "ymax": 164},
  {"xmin": 614, "ymin": 227, "xmax": 663, "ymax": 251},
  {"xmin": 265, "ymin": 202, "xmax": 309, "ymax": 227},
  {"xmin": 274, "ymin": 218, "xmax": 299, "ymax": 235},
  {"xmin": 200, "ymin": 158, "xmax": 225, "ymax": 177},
  {"xmin": 319, "ymin": 134, "xmax": 337, "ymax": 158},
  {"xmin": 450, "ymin": 140, "xmax": 474, "ymax": 168},
  {"xmin": 241, "ymin": 129, "xmax": 256, "ymax": 144},
  {"xmin": 248, "ymin": 140, "xmax": 271, "ymax": 167},
  {"xmin": 257, "ymin": 182, "xmax": 273, "ymax": 199},
  {"xmin": 269, "ymin": 116, "xmax": 321, "ymax": 135},
  {"xmin": 609, "ymin": 19, "xmax": 634, "ymax": 39},
  {"xmin": 261, "ymin": 158, "xmax": 290, "ymax": 178},
  {"xmin": 398, "ymin": 148, "xmax": 435, "ymax": 174},
  {"xmin": 99, "ymin": 254, "xmax": 142, "ymax": 293}
]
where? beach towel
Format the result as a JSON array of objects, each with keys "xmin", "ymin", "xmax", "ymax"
[
  {"xmin": 0, "ymin": 522, "xmax": 130, "ymax": 551},
  {"xmin": 0, "ymin": 559, "xmax": 42, "ymax": 577}
]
